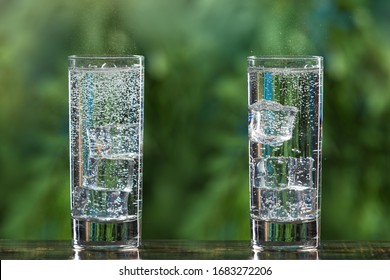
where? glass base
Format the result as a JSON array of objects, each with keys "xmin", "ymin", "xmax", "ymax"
[
  {"xmin": 72, "ymin": 218, "xmax": 140, "ymax": 250},
  {"xmin": 251, "ymin": 218, "xmax": 319, "ymax": 251}
]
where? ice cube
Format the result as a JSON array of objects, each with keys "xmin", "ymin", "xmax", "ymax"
[
  {"xmin": 257, "ymin": 186, "xmax": 316, "ymax": 220},
  {"xmin": 87, "ymin": 124, "xmax": 139, "ymax": 158},
  {"xmin": 87, "ymin": 126, "xmax": 113, "ymax": 157},
  {"xmin": 288, "ymin": 157, "xmax": 314, "ymax": 188},
  {"xmin": 84, "ymin": 158, "xmax": 137, "ymax": 191},
  {"xmin": 249, "ymin": 99, "xmax": 298, "ymax": 146},
  {"xmin": 254, "ymin": 157, "xmax": 289, "ymax": 188},
  {"xmin": 253, "ymin": 157, "xmax": 314, "ymax": 189},
  {"xmin": 110, "ymin": 124, "xmax": 139, "ymax": 157},
  {"xmin": 72, "ymin": 188, "xmax": 131, "ymax": 219}
]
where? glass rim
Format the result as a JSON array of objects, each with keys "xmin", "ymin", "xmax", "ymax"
[
  {"xmin": 248, "ymin": 55, "xmax": 323, "ymax": 61},
  {"xmin": 68, "ymin": 54, "xmax": 144, "ymax": 60}
]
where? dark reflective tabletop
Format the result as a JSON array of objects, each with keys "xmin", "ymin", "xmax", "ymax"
[{"xmin": 1, "ymin": 240, "xmax": 390, "ymax": 260}]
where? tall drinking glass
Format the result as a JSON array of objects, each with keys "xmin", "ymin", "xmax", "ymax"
[
  {"xmin": 69, "ymin": 55, "xmax": 144, "ymax": 250},
  {"xmin": 248, "ymin": 56, "xmax": 323, "ymax": 250}
]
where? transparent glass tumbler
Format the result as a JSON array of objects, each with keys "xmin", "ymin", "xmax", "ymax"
[
  {"xmin": 248, "ymin": 56, "xmax": 323, "ymax": 250},
  {"xmin": 69, "ymin": 55, "xmax": 144, "ymax": 250}
]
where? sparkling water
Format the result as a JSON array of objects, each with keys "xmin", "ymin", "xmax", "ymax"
[
  {"xmin": 69, "ymin": 64, "xmax": 143, "ymax": 248},
  {"xmin": 248, "ymin": 66, "xmax": 322, "ymax": 249}
]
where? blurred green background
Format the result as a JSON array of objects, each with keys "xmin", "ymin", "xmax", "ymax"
[{"xmin": 1, "ymin": 0, "xmax": 390, "ymax": 241}]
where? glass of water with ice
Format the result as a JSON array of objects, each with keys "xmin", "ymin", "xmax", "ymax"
[
  {"xmin": 69, "ymin": 55, "xmax": 144, "ymax": 250},
  {"xmin": 248, "ymin": 56, "xmax": 323, "ymax": 251}
]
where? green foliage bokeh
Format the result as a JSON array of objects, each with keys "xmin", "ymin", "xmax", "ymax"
[{"xmin": 1, "ymin": 0, "xmax": 390, "ymax": 241}]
